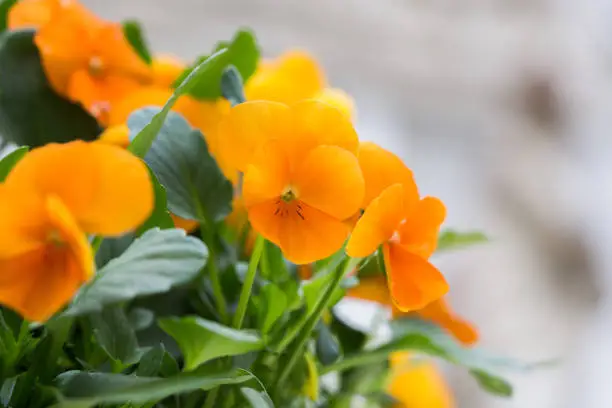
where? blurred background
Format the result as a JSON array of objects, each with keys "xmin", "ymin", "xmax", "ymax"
[{"xmin": 80, "ymin": 0, "xmax": 612, "ymax": 406}]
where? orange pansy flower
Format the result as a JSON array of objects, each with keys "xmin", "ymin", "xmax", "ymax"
[
  {"xmin": 151, "ymin": 54, "xmax": 186, "ymax": 88},
  {"xmin": 388, "ymin": 352, "xmax": 454, "ymax": 408},
  {"xmin": 97, "ymin": 124, "xmax": 130, "ymax": 148},
  {"xmin": 233, "ymin": 100, "xmax": 364, "ymax": 264},
  {"xmin": 34, "ymin": 5, "xmax": 151, "ymax": 123},
  {"xmin": 0, "ymin": 141, "xmax": 153, "ymax": 321},
  {"xmin": 245, "ymin": 50, "xmax": 354, "ymax": 118},
  {"xmin": 348, "ymin": 275, "xmax": 478, "ymax": 346},
  {"xmin": 7, "ymin": 0, "xmax": 88, "ymax": 30},
  {"xmin": 347, "ymin": 142, "xmax": 449, "ymax": 311}
]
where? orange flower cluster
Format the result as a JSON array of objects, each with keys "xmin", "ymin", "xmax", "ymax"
[{"xmin": 0, "ymin": 141, "xmax": 153, "ymax": 321}]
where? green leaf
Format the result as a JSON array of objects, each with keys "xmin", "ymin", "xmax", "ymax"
[
  {"xmin": 0, "ymin": 30, "xmax": 99, "ymax": 147},
  {"xmin": 241, "ymin": 387, "xmax": 274, "ymax": 408},
  {"xmin": 260, "ymin": 241, "xmax": 289, "ymax": 283},
  {"xmin": 122, "ymin": 20, "xmax": 152, "ymax": 65},
  {"xmin": 221, "ymin": 65, "xmax": 246, "ymax": 106},
  {"xmin": 136, "ymin": 167, "xmax": 174, "ymax": 235},
  {"xmin": 176, "ymin": 29, "xmax": 259, "ymax": 100},
  {"xmin": 256, "ymin": 284, "xmax": 287, "ymax": 334},
  {"xmin": 315, "ymin": 322, "xmax": 341, "ymax": 365},
  {"xmin": 0, "ymin": 0, "xmax": 18, "ymax": 32},
  {"xmin": 94, "ymin": 233, "xmax": 134, "ymax": 269},
  {"xmin": 90, "ymin": 307, "xmax": 141, "ymax": 366},
  {"xmin": 136, "ymin": 345, "xmax": 165, "ymax": 377},
  {"xmin": 65, "ymin": 228, "xmax": 207, "ymax": 316},
  {"xmin": 138, "ymin": 109, "xmax": 232, "ymax": 222},
  {"xmin": 437, "ymin": 229, "xmax": 488, "ymax": 251},
  {"xmin": 0, "ymin": 145, "xmax": 26, "ymax": 182},
  {"xmin": 470, "ymin": 369, "xmax": 512, "ymax": 397},
  {"xmin": 127, "ymin": 307, "xmax": 155, "ymax": 332},
  {"xmin": 53, "ymin": 369, "xmax": 252, "ymax": 407},
  {"xmin": 127, "ymin": 48, "xmax": 228, "ymax": 158},
  {"xmin": 158, "ymin": 316, "xmax": 264, "ymax": 371}
]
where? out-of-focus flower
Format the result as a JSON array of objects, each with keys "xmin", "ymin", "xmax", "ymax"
[
  {"xmin": 151, "ymin": 54, "xmax": 185, "ymax": 88},
  {"xmin": 0, "ymin": 141, "xmax": 153, "ymax": 321},
  {"xmin": 7, "ymin": 0, "xmax": 86, "ymax": 30}
]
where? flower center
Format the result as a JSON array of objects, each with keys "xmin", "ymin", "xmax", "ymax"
[
  {"xmin": 88, "ymin": 56, "xmax": 104, "ymax": 77},
  {"xmin": 280, "ymin": 187, "xmax": 297, "ymax": 203},
  {"xmin": 47, "ymin": 229, "xmax": 65, "ymax": 247}
]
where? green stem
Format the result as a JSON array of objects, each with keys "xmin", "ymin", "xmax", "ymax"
[
  {"xmin": 90, "ymin": 235, "xmax": 103, "ymax": 254},
  {"xmin": 232, "ymin": 235, "xmax": 264, "ymax": 329},
  {"xmin": 200, "ymin": 226, "xmax": 228, "ymax": 324},
  {"xmin": 275, "ymin": 257, "xmax": 358, "ymax": 388},
  {"xmin": 319, "ymin": 348, "xmax": 393, "ymax": 375},
  {"xmin": 202, "ymin": 388, "xmax": 219, "ymax": 408}
]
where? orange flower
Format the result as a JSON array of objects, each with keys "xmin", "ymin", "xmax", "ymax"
[
  {"xmin": 347, "ymin": 143, "xmax": 448, "ymax": 311},
  {"xmin": 170, "ymin": 214, "xmax": 199, "ymax": 234},
  {"xmin": 34, "ymin": 4, "xmax": 151, "ymax": 123},
  {"xmin": 151, "ymin": 54, "xmax": 185, "ymax": 88},
  {"xmin": 388, "ymin": 352, "xmax": 454, "ymax": 408},
  {"xmin": 98, "ymin": 124, "xmax": 130, "ymax": 148},
  {"xmin": 245, "ymin": 50, "xmax": 354, "ymax": 118},
  {"xmin": 230, "ymin": 100, "xmax": 363, "ymax": 264},
  {"xmin": 348, "ymin": 275, "xmax": 478, "ymax": 346},
  {"xmin": 0, "ymin": 141, "xmax": 153, "ymax": 321},
  {"xmin": 7, "ymin": 0, "xmax": 88, "ymax": 30}
]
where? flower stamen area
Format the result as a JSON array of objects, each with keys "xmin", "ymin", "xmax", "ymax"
[{"xmin": 88, "ymin": 56, "xmax": 104, "ymax": 77}]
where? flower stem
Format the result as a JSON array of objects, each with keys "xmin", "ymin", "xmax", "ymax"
[
  {"xmin": 202, "ymin": 388, "xmax": 218, "ymax": 408},
  {"xmin": 90, "ymin": 235, "xmax": 103, "ymax": 254},
  {"xmin": 200, "ymin": 225, "xmax": 228, "ymax": 325},
  {"xmin": 275, "ymin": 257, "xmax": 358, "ymax": 389},
  {"xmin": 232, "ymin": 234, "xmax": 264, "ymax": 329}
]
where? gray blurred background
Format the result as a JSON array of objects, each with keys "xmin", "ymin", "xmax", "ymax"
[{"xmin": 83, "ymin": 0, "xmax": 612, "ymax": 406}]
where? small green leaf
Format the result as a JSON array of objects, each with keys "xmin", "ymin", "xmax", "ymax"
[
  {"xmin": 0, "ymin": 145, "xmax": 27, "ymax": 181},
  {"xmin": 122, "ymin": 20, "xmax": 152, "ymax": 65},
  {"xmin": 175, "ymin": 29, "xmax": 259, "ymax": 100},
  {"xmin": 437, "ymin": 229, "xmax": 488, "ymax": 251},
  {"xmin": 136, "ymin": 167, "xmax": 174, "ymax": 235},
  {"xmin": 470, "ymin": 369, "xmax": 513, "ymax": 397},
  {"xmin": 316, "ymin": 323, "xmax": 341, "ymax": 365},
  {"xmin": 66, "ymin": 228, "xmax": 207, "ymax": 316},
  {"xmin": 241, "ymin": 387, "xmax": 274, "ymax": 408},
  {"xmin": 127, "ymin": 307, "xmax": 155, "ymax": 332},
  {"xmin": 53, "ymin": 369, "xmax": 252, "ymax": 407},
  {"xmin": 158, "ymin": 316, "xmax": 264, "ymax": 371},
  {"xmin": 0, "ymin": 30, "xmax": 99, "ymax": 147},
  {"xmin": 136, "ymin": 345, "xmax": 165, "ymax": 377},
  {"xmin": 90, "ymin": 307, "xmax": 141, "ymax": 366},
  {"xmin": 127, "ymin": 48, "xmax": 228, "ymax": 158},
  {"xmin": 256, "ymin": 284, "xmax": 287, "ymax": 334},
  {"xmin": 0, "ymin": 0, "xmax": 18, "ymax": 32},
  {"xmin": 136, "ymin": 110, "xmax": 232, "ymax": 222},
  {"xmin": 221, "ymin": 65, "xmax": 246, "ymax": 106},
  {"xmin": 261, "ymin": 241, "xmax": 289, "ymax": 283}
]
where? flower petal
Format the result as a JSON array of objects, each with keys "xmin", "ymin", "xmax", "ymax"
[
  {"xmin": 0, "ymin": 185, "xmax": 46, "ymax": 258},
  {"xmin": 285, "ymin": 100, "xmax": 359, "ymax": 166},
  {"xmin": 346, "ymin": 184, "xmax": 404, "ymax": 258},
  {"xmin": 247, "ymin": 199, "xmax": 282, "ymax": 246},
  {"xmin": 97, "ymin": 124, "xmax": 130, "ymax": 148},
  {"xmin": 278, "ymin": 202, "xmax": 350, "ymax": 264},
  {"xmin": 152, "ymin": 54, "xmax": 185, "ymax": 87},
  {"xmin": 384, "ymin": 242, "xmax": 449, "ymax": 312},
  {"xmin": 217, "ymin": 101, "xmax": 292, "ymax": 173},
  {"xmin": 357, "ymin": 141, "xmax": 419, "ymax": 210},
  {"xmin": 416, "ymin": 298, "xmax": 479, "ymax": 346},
  {"xmin": 6, "ymin": 141, "xmax": 153, "ymax": 236},
  {"xmin": 314, "ymin": 87, "xmax": 355, "ymax": 119},
  {"xmin": 171, "ymin": 214, "xmax": 199, "ymax": 233},
  {"xmin": 347, "ymin": 275, "xmax": 393, "ymax": 306},
  {"xmin": 243, "ymin": 139, "xmax": 291, "ymax": 207},
  {"xmin": 397, "ymin": 197, "xmax": 446, "ymax": 259},
  {"xmin": 95, "ymin": 23, "xmax": 151, "ymax": 82},
  {"xmin": 108, "ymin": 87, "xmax": 173, "ymax": 126},
  {"xmin": 293, "ymin": 145, "xmax": 364, "ymax": 220}
]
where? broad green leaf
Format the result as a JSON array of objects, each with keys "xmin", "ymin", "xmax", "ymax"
[
  {"xmin": 176, "ymin": 29, "xmax": 259, "ymax": 100},
  {"xmin": 138, "ymin": 110, "xmax": 232, "ymax": 222},
  {"xmin": 90, "ymin": 307, "xmax": 141, "ymax": 366},
  {"xmin": 158, "ymin": 316, "xmax": 264, "ymax": 371},
  {"xmin": 136, "ymin": 345, "xmax": 165, "ymax": 377},
  {"xmin": 122, "ymin": 20, "xmax": 152, "ymax": 64},
  {"xmin": 315, "ymin": 322, "xmax": 341, "ymax": 365},
  {"xmin": 53, "ymin": 369, "xmax": 252, "ymax": 408},
  {"xmin": 256, "ymin": 284, "xmax": 287, "ymax": 334},
  {"xmin": 127, "ymin": 307, "xmax": 155, "ymax": 332},
  {"xmin": 0, "ymin": 145, "xmax": 27, "ymax": 181},
  {"xmin": 127, "ymin": 48, "xmax": 228, "ymax": 158},
  {"xmin": 94, "ymin": 233, "xmax": 134, "ymax": 269},
  {"xmin": 241, "ymin": 387, "xmax": 274, "ymax": 408},
  {"xmin": 437, "ymin": 229, "xmax": 488, "ymax": 251},
  {"xmin": 65, "ymin": 228, "xmax": 207, "ymax": 316},
  {"xmin": 0, "ymin": 30, "xmax": 99, "ymax": 147},
  {"xmin": 0, "ymin": 0, "xmax": 18, "ymax": 32},
  {"xmin": 260, "ymin": 241, "xmax": 289, "ymax": 283},
  {"xmin": 136, "ymin": 167, "xmax": 174, "ymax": 235}
]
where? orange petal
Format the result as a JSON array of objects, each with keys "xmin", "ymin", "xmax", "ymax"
[
  {"xmin": 0, "ymin": 247, "xmax": 86, "ymax": 322},
  {"xmin": 416, "ymin": 298, "xmax": 479, "ymax": 346},
  {"xmin": 6, "ymin": 141, "xmax": 153, "ymax": 236},
  {"xmin": 357, "ymin": 141, "xmax": 419, "ymax": 210},
  {"xmin": 293, "ymin": 145, "xmax": 364, "ymax": 220},
  {"xmin": 313, "ymin": 87, "xmax": 355, "ymax": 119},
  {"xmin": 346, "ymin": 184, "xmax": 404, "ymax": 258},
  {"xmin": 151, "ymin": 54, "xmax": 185, "ymax": 88},
  {"xmin": 8, "ymin": 0, "xmax": 57, "ymax": 29},
  {"xmin": 108, "ymin": 87, "xmax": 173, "ymax": 126},
  {"xmin": 0, "ymin": 185, "xmax": 46, "ymax": 258},
  {"xmin": 246, "ymin": 199, "xmax": 282, "ymax": 247},
  {"xmin": 384, "ymin": 242, "xmax": 449, "ymax": 312},
  {"xmin": 285, "ymin": 100, "xmax": 359, "ymax": 166},
  {"xmin": 397, "ymin": 197, "xmax": 446, "ymax": 259},
  {"xmin": 96, "ymin": 23, "xmax": 152, "ymax": 82},
  {"xmin": 171, "ymin": 214, "xmax": 199, "ymax": 233},
  {"xmin": 388, "ymin": 352, "xmax": 454, "ymax": 408},
  {"xmin": 97, "ymin": 124, "xmax": 130, "ymax": 148},
  {"xmin": 217, "ymin": 101, "xmax": 292, "ymax": 173},
  {"xmin": 347, "ymin": 275, "xmax": 394, "ymax": 307},
  {"xmin": 245, "ymin": 50, "xmax": 325, "ymax": 104},
  {"xmin": 242, "ymin": 139, "xmax": 291, "ymax": 207}
]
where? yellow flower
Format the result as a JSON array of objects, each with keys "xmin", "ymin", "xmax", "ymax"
[
  {"xmin": 151, "ymin": 54, "xmax": 185, "ymax": 88},
  {"xmin": 0, "ymin": 141, "xmax": 153, "ymax": 321},
  {"xmin": 245, "ymin": 50, "xmax": 354, "ymax": 118},
  {"xmin": 388, "ymin": 352, "xmax": 454, "ymax": 408}
]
